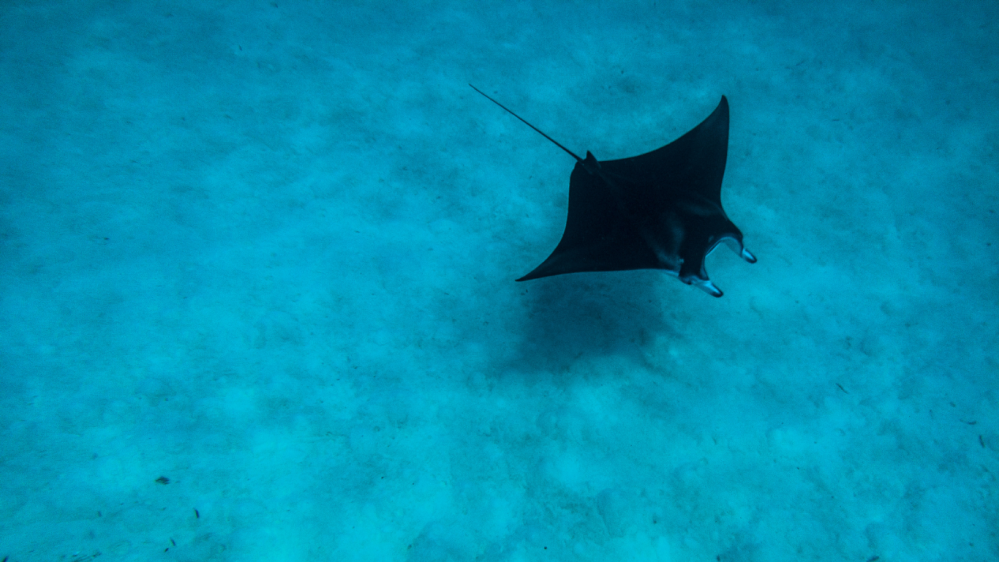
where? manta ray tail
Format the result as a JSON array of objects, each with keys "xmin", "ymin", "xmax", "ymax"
[{"xmin": 469, "ymin": 84, "xmax": 583, "ymax": 163}]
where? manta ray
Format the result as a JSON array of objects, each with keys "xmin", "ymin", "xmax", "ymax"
[{"xmin": 471, "ymin": 84, "xmax": 756, "ymax": 297}]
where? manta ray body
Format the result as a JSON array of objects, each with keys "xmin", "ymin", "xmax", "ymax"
[{"xmin": 471, "ymin": 84, "xmax": 756, "ymax": 297}]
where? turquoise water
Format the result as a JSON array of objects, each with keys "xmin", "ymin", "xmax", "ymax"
[{"xmin": 1, "ymin": 1, "xmax": 996, "ymax": 560}]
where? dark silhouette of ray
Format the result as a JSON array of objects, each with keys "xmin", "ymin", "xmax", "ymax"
[{"xmin": 471, "ymin": 84, "xmax": 755, "ymax": 297}]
